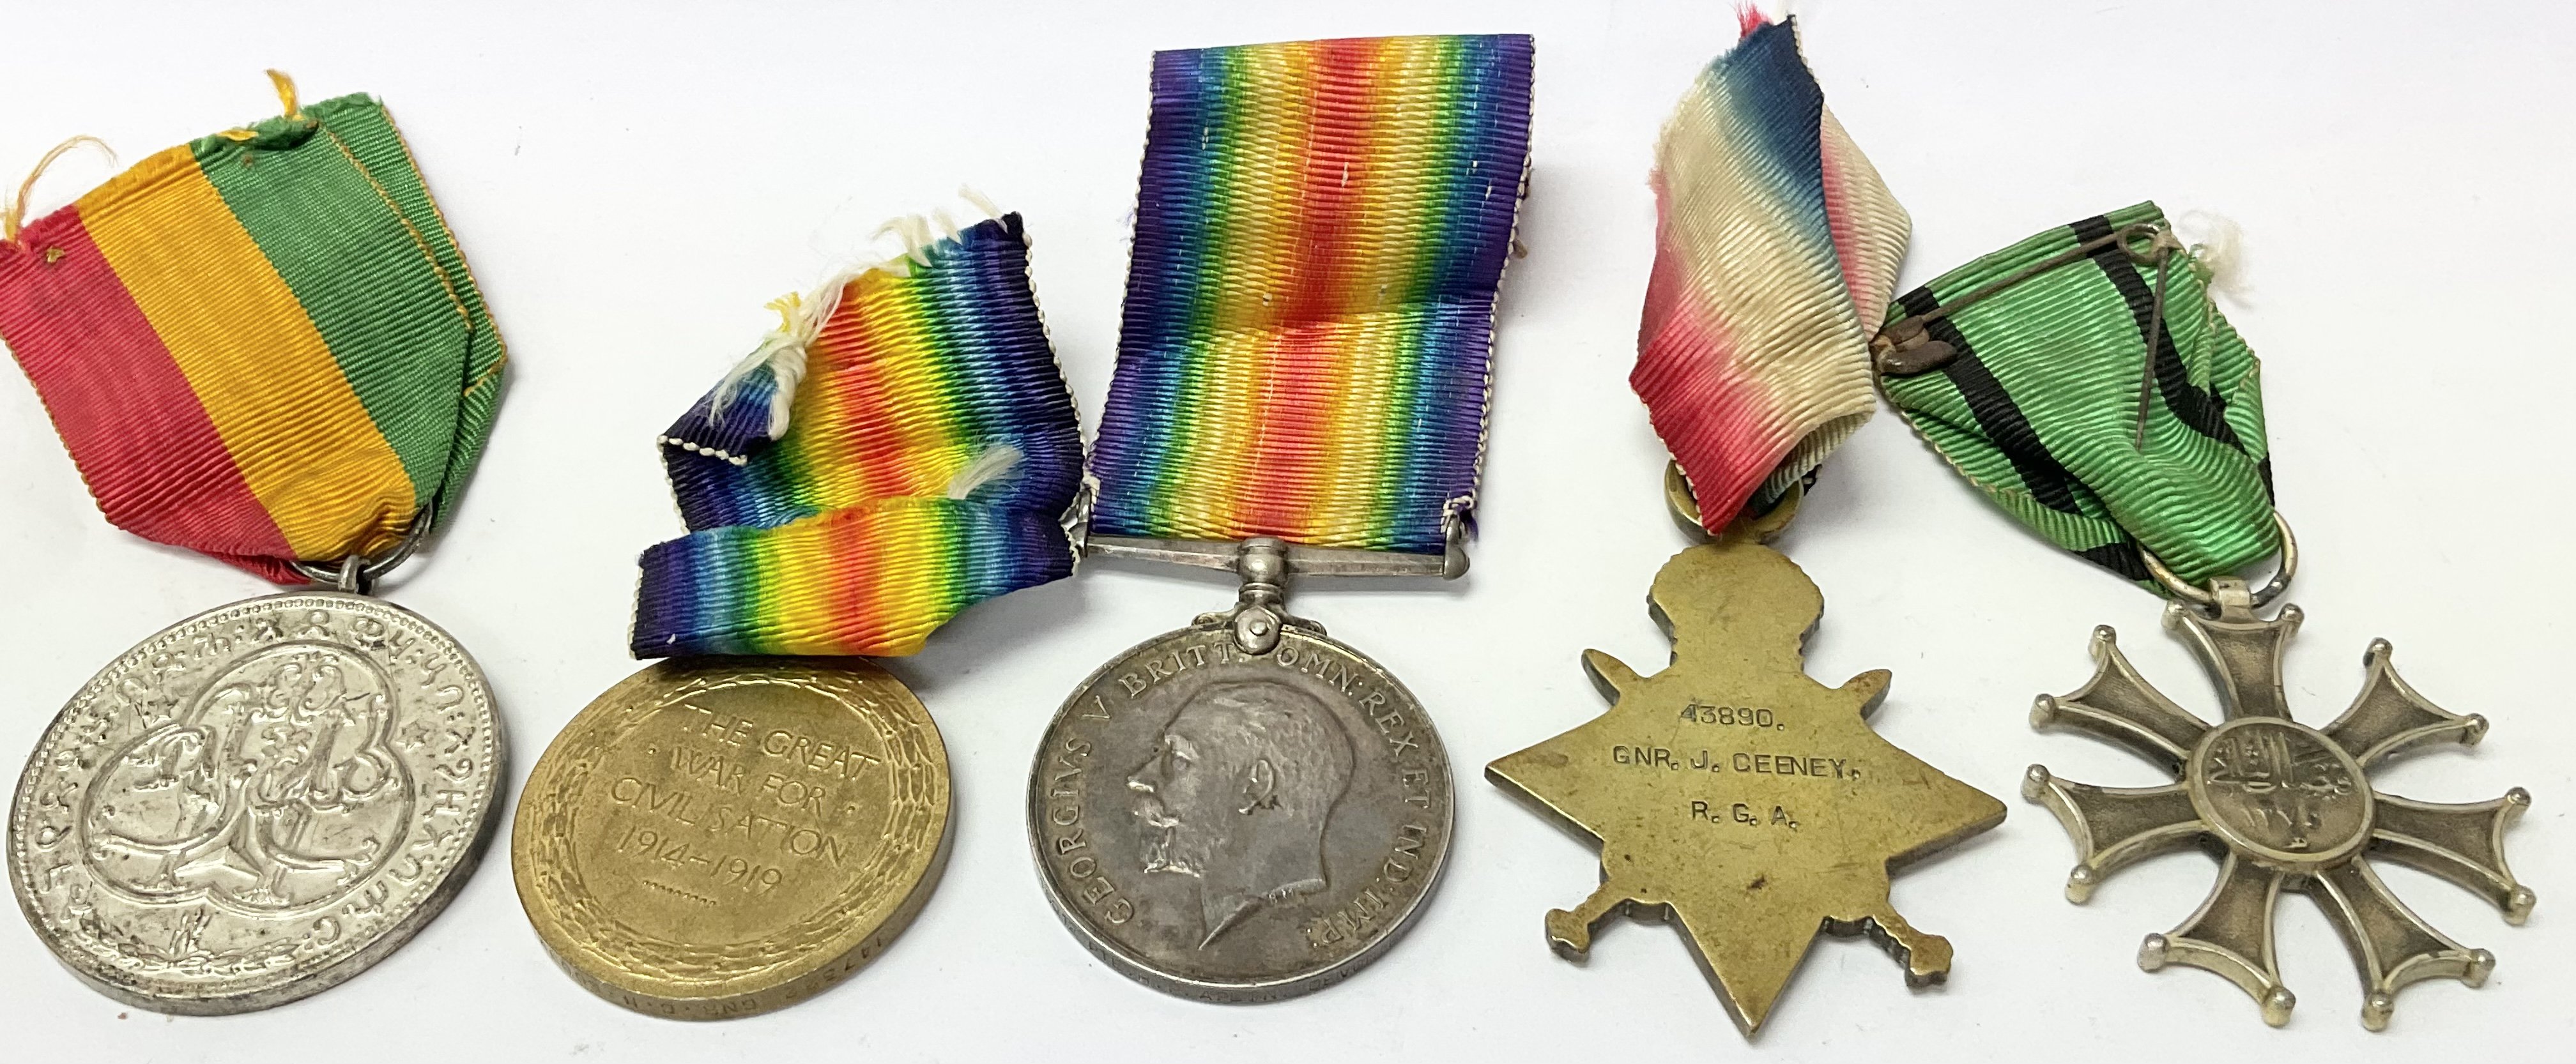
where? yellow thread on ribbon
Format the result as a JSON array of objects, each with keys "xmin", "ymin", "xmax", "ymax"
[
  {"xmin": 766, "ymin": 292, "xmax": 803, "ymax": 332},
  {"xmin": 219, "ymin": 69, "xmax": 310, "ymax": 142},
  {"xmin": 267, "ymin": 70, "xmax": 302, "ymax": 120}
]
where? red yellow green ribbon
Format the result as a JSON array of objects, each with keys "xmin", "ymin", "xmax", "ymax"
[{"xmin": 0, "ymin": 76, "xmax": 503, "ymax": 582}]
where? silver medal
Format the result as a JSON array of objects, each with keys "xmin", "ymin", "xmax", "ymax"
[
  {"xmin": 8, "ymin": 591, "xmax": 502, "ymax": 1014},
  {"xmin": 1031, "ymin": 538, "xmax": 1453, "ymax": 1003}
]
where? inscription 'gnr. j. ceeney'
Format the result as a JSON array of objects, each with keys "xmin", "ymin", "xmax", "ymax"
[{"xmin": 1489, "ymin": 529, "xmax": 2005, "ymax": 1037}]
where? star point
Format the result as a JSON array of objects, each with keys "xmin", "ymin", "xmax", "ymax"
[{"xmin": 1489, "ymin": 535, "xmax": 2004, "ymax": 1036}]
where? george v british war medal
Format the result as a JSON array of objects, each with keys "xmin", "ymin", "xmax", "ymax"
[
  {"xmin": 1875, "ymin": 204, "xmax": 2534, "ymax": 1030},
  {"xmin": 512, "ymin": 206, "xmax": 1082, "ymax": 1018},
  {"xmin": 1028, "ymin": 34, "xmax": 1534, "ymax": 1003},
  {"xmin": 1486, "ymin": 17, "xmax": 2004, "ymax": 1037},
  {"xmin": 0, "ymin": 73, "xmax": 510, "ymax": 1014}
]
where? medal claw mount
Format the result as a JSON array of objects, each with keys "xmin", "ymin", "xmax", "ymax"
[
  {"xmin": 1184, "ymin": 538, "xmax": 1327, "ymax": 655},
  {"xmin": 1072, "ymin": 498, "xmax": 1471, "ymax": 581},
  {"xmin": 1075, "ymin": 508, "xmax": 1469, "ymax": 655},
  {"xmin": 2025, "ymin": 575, "xmax": 2534, "ymax": 1031}
]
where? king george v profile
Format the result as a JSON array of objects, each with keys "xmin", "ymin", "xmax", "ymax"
[{"xmin": 1128, "ymin": 681, "xmax": 1357, "ymax": 948}]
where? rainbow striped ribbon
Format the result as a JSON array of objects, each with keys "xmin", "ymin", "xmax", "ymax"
[
  {"xmin": 1089, "ymin": 34, "xmax": 1535, "ymax": 554},
  {"xmin": 633, "ymin": 213, "xmax": 1083, "ymax": 658},
  {"xmin": 0, "ymin": 86, "xmax": 503, "ymax": 582},
  {"xmin": 1632, "ymin": 15, "xmax": 1908, "ymax": 531}
]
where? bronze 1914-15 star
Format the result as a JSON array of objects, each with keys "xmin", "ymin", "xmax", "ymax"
[
  {"xmin": 2024, "ymin": 570, "xmax": 2534, "ymax": 1030},
  {"xmin": 1488, "ymin": 489, "xmax": 2005, "ymax": 1035}
]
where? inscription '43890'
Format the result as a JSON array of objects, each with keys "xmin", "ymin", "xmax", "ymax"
[
  {"xmin": 1680, "ymin": 703, "xmax": 1785, "ymax": 729},
  {"xmin": 1487, "ymin": 517, "xmax": 2005, "ymax": 1037}
]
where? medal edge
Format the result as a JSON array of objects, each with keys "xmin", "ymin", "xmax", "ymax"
[
  {"xmin": 512, "ymin": 657, "xmax": 953, "ymax": 1017},
  {"xmin": 1023, "ymin": 623, "xmax": 1456, "ymax": 1002},
  {"xmin": 7, "ymin": 591, "xmax": 505, "ymax": 1014}
]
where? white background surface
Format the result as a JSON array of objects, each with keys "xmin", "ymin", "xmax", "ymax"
[{"xmin": 1, "ymin": 1, "xmax": 2569, "ymax": 1060}]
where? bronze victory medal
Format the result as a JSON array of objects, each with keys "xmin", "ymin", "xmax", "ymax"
[
  {"xmin": 9, "ymin": 592, "xmax": 503, "ymax": 1015},
  {"xmin": 1031, "ymin": 623, "xmax": 1452, "ymax": 1003},
  {"xmin": 514, "ymin": 658, "xmax": 950, "ymax": 1019}
]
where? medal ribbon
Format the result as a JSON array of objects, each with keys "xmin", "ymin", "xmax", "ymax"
[
  {"xmin": 1878, "ymin": 202, "xmax": 2277, "ymax": 587},
  {"xmin": 1089, "ymin": 34, "xmax": 1535, "ymax": 554},
  {"xmin": 634, "ymin": 213, "xmax": 1083, "ymax": 658},
  {"xmin": 0, "ymin": 77, "xmax": 505, "ymax": 582},
  {"xmin": 1632, "ymin": 14, "xmax": 1908, "ymax": 531}
]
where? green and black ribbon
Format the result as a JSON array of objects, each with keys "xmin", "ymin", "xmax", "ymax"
[{"xmin": 1878, "ymin": 202, "xmax": 2278, "ymax": 589}]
